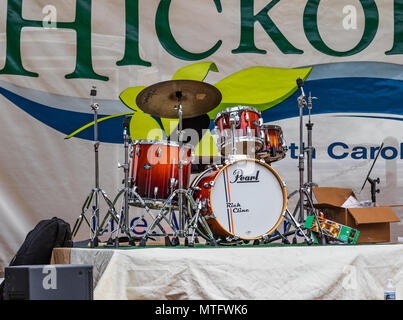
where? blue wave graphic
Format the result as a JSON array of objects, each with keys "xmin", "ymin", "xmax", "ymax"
[
  {"xmin": 1, "ymin": 75, "xmax": 403, "ymax": 144},
  {"xmin": 0, "ymin": 86, "xmax": 128, "ymax": 143},
  {"xmin": 261, "ymin": 77, "xmax": 403, "ymax": 123}
]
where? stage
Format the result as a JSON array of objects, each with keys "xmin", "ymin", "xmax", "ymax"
[{"xmin": 51, "ymin": 243, "xmax": 403, "ymax": 300}]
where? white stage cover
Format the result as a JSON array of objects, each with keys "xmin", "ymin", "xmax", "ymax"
[{"xmin": 51, "ymin": 243, "xmax": 403, "ymax": 300}]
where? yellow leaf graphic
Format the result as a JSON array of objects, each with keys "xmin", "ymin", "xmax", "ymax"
[{"xmin": 209, "ymin": 66, "xmax": 312, "ymax": 119}]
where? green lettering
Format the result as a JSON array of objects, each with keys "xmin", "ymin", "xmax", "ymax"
[
  {"xmin": 303, "ymin": 0, "xmax": 379, "ymax": 57},
  {"xmin": 155, "ymin": 0, "xmax": 222, "ymax": 61},
  {"xmin": 0, "ymin": 0, "xmax": 108, "ymax": 81},
  {"xmin": 232, "ymin": 0, "xmax": 303, "ymax": 54},
  {"xmin": 386, "ymin": 0, "xmax": 403, "ymax": 55},
  {"xmin": 117, "ymin": 0, "xmax": 151, "ymax": 67}
]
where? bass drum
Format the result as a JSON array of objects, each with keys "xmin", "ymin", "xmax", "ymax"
[{"xmin": 189, "ymin": 158, "xmax": 287, "ymax": 243}]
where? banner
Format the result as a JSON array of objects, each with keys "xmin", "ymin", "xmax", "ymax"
[{"xmin": 1, "ymin": 0, "xmax": 403, "ymax": 271}]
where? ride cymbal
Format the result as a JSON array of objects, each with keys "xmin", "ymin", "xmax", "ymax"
[{"xmin": 136, "ymin": 80, "xmax": 222, "ymax": 119}]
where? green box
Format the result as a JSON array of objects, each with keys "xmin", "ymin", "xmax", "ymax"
[{"xmin": 305, "ymin": 215, "xmax": 360, "ymax": 244}]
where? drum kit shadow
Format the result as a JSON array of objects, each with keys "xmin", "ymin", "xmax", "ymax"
[{"xmin": 72, "ymin": 78, "xmax": 320, "ymax": 248}]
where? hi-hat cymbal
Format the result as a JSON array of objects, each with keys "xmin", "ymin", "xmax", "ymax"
[{"xmin": 136, "ymin": 80, "xmax": 222, "ymax": 119}]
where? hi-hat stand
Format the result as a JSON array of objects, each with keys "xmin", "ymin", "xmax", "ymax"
[{"xmin": 71, "ymin": 86, "xmax": 119, "ymax": 248}]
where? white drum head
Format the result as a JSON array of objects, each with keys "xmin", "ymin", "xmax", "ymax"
[{"xmin": 210, "ymin": 159, "xmax": 286, "ymax": 239}]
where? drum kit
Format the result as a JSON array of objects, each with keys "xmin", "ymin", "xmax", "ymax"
[{"xmin": 72, "ymin": 78, "xmax": 319, "ymax": 248}]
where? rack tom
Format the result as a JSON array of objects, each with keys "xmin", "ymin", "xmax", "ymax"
[
  {"xmin": 214, "ymin": 106, "xmax": 263, "ymax": 157},
  {"xmin": 257, "ymin": 125, "xmax": 287, "ymax": 163}
]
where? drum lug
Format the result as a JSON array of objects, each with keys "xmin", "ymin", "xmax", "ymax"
[
  {"xmin": 204, "ymin": 212, "xmax": 215, "ymax": 220},
  {"xmin": 245, "ymin": 111, "xmax": 249, "ymax": 122},
  {"xmin": 281, "ymin": 181, "xmax": 287, "ymax": 188},
  {"xmin": 229, "ymin": 112, "xmax": 240, "ymax": 127},
  {"xmin": 153, "ymin": 186, "xmax": 159, "ymax": 198},
  {"xmin": 170, "ymin": 178, "xmax": 178, "ymax": 188},
  {"xmin": 246, "ymin": 125, "xmax": 251, "ymax": 136},
  {"xmin": 157, "ymin": 147, "xmax": 162, "ymax": 158},
  {"xmin": 136, "ymin": 145, "xmax": 140, "ymax": 156},
  {"xmin": 259, "ymin": 158, "xmax": 265, "ymax": 165},
  {"xmin": 129, "ymin": 145, "xmax": 133, "ymax": 158},
  {"xmin": 203, "ymin": 180, "xmax": 215, "ymax": 189}
]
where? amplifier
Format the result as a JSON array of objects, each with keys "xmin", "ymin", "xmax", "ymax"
[{"xmin": 3, "ymin": 264, "xmax": 93, "ymax": 300}]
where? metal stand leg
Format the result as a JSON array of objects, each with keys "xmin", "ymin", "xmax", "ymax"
[{"xmin": 284, "ymin": 208, "xmax": 313, "ymax": 245}]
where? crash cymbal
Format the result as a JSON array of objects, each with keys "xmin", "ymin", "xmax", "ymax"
[{"xmin": 136, "ymin": 80, "xmax": 222, "ymax": 119}]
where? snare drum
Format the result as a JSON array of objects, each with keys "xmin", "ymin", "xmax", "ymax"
[
  {"xmin": 257, "ymin": 125, "xmax": 287, "ymax": 163},
  {"xmin": 214, "ymin": 106, "xmax": 263, "ymax": 156},
  {"xmin": 130, "ymin": 140, "xmax": 193, "ymax": 208},
  {"xmin": 189, "ymin": 158, "xmax": 287, "ymax": 241}
]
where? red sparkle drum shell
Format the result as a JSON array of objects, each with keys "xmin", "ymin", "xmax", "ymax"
[
  {"xmin": 190, "ymin": 159, "xmax": 287, "ymax": 241},
  {"xmin": 130, "ymin": 140, "xmax": 193, "ymax": 207},
  {"xmin": 214, "ymin": 106, "xmax": 263, "ymax": 155},
  {"xmin": 257, "ymin": 125, "xmax": 287, "ymax": 163}
]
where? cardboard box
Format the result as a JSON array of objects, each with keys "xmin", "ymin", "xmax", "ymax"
[{"xmin": 312, "ymin": 187, "xmax": 400, "ymax": 243}]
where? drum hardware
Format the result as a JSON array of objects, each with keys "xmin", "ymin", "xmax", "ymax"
[
  {"xmin": 368, "ymin": 177, "xmax": 381, "ymax": 205},
  {"xmin": 137, "ymin": 187, "xmax": 217, "ymax": 247},
  {"xmin": 71, "ymin": 86, "xmax": 120, "ymax": 248},
  {"xmin": 306, "ymin": 91, "xmax": 317, "ymax": 205},
  {"xmin": 229, "ymin": 112, "xmax": 239, "ymax": 155},
  {"xmin": 175, "ymin": 90, "xmax": 186, "ymax": 236},
  {"xmin": 250, "ymin": 207, "xmax": 313, "ymax": 246},
  {"xmin": 285, "ymin": 78, "xmax": 323, "ymax": 244},
  {"xmin": 359, "ymin": 142, "xmax": 384, "ymax": 206},
  {"xmin": 135, "ymin": 80, "xmax": 222, "ymax": 247},
  {"xmin": 102, "ymin": 116, "xmax": 136, "ymax": 247}
]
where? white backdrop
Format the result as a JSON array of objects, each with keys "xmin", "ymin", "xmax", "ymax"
[{"xmin": 1, "ymin": 0, "xmax": 403, "ymax": 273}]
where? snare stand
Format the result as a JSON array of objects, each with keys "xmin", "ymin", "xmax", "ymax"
[{"xmin": 103, "ymin": 116, "xmax": 136, "ymax": 247}]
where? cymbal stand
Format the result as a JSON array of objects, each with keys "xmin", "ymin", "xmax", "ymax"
[
  {"xmin": 176, "ymin": 91, "xmax": 186, "ymax": 237},
  {"xmin": 137, "ymin": 91, "xmax": 187, "ymax": 246},
  {"xmin": 286, "ymin": 78, "xmax": 325, "ymax": 243},
  {"xmin": 71, "ymin": 86, "xmax": 118, "ymax": 248},
  {"xmin": 138, "ymin": 91, "xmax": 217, "ymax": 247},
  {"xmin": 305, "ymin": 92, "xmax": 318, "ymax": 215}
]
